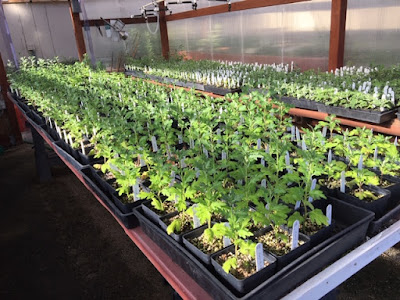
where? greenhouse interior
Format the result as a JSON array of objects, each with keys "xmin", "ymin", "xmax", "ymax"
[{"xmin": 1, "ymin": 0, "xmax": 400, "ymax": 299}]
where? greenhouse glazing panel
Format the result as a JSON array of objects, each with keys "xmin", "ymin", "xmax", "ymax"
[
  {"xmin": 344, "ymin": 0, "xmax": 400, "ymax": 66},
  {"xmin": 168, "ymin": 0, "xmax": 331, "ymax": 70},
  {"xmin": 83, "ymin": 24, "xmax": 161, "ymax": 68}
]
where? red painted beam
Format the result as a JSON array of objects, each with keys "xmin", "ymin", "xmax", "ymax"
[
  {"xmin": 166, "ymin": 0, "xmax": 310, "ymax": 21},
  {"xmin": 328, "ymin": 0, "xmax": 347, "ymax": 71},
  {"xmin": 159, "ymin": 1, "xmax": 170, "ymax": 59}
]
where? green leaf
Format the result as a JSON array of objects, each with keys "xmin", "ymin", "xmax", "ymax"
[{"xmin": 222, "ymin": 257, "xmax": 237, "ymax": 274}]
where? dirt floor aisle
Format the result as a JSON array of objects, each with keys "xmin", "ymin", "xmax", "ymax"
[
  {"xmin": 0, "ymin": 143, "xmax": 399, "ymax": 299},
  {"xmin": 0, "ymin": 144, "xmax": 172, "ymax": 299}
]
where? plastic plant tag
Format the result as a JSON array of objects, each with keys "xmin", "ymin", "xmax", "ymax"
[
  {"xmin": 285, "ymin": 151, "xmax": 291, "ymax": 166},
  {"xmin": 261, "ymin": 157, "xmax": 265, "ymax": 167},
  {"xmin": 195, "ymin": 167, "xmax": 200, "ymax": 179},
  {"xmin": 308, "ymin": 178, "xmax": 317, "ymax": 203},
  {"xmin": 257, "ymin": 138, "xmax": 261, "ymax": 150},
  {"xmin": 181, "ymin": 157, "xmax": 186, "ymax": 168},
  {"xmin": 203, "ymin": 147, "xmax": 209, "ymax": 158},
  {"xmin": 266, "ymin": 144, "xmax": 270, "ymax": 154},
  {"xmin": 326, "ymin": 204, "xmax": 332, "ymax": 225},
  {"xmin": 221, "ymin": 151, "xmax": 227, "ymax": 160},
  {"xmin": 81, "ymin": 141, "xmax": 85, "ymax": 155},
  {"xmin": 358, "ymin": 154, "xmax": 363, "ymax": 170},
  {"xmin": 63, "ymin": 130, "xmax": 68, "ymax": 142},
  {"xmin": 373, "ymin": 147, "xmax": 378, "ymax": 170},
  {"xmin": 178, "ymin": 135, "xmax": 183, "ymax": 144},
  {"xmin": 295, "ymin": 127, "xmax": 301, "ymax": 142},
  {"xmin": 261, "ymin": 179, "xmax": 267, "ymax": 188},
  {"xmin": 340, "ymin": 171, "xmax": 346, "ymax": 193},
  {"xmin": 118, "ymin": 93, "xmax": 122, "ymax": 102},
  {"xmin": 68, "ymin": 134, "xmax": 73, "ymax": 146},
  {"xmin": 291, "ymin": 126, "xmax": 295, "ymax": 141},
  {"xmin": 133, "ymin": 178, "xmax": 140, "ymax": 201},
  {"xmin": 255, "ymin": 243, "xmax": 264, "ymax": 272},
  {"xmin": 328, "ymin": 149, "xmax": 332, "ymax": 163},
  {"xmin": 190, "ymin": 139, "xmax": 195, "ymax": 149},
  {"xmin": 192, "ymin": 205, "xmax": 200, "ymax": 228},
  {"xmin": 395, "ymin": 137, "xmax": 398, "ymax": 146},
  {"xmin": 295, "ymin": 201, "xmax": 301, "ymax": 210},
  {"xmin": 169, "ymin": 171, "xmax": 176, "ymax": 187},
  {"xmin": 301, "ymin": 139, "xmax": 307, "ymax": 151},
  {"xmin": 237, "ymin": 180, "xmax": 243, "ymax": 186},
  {"xmin": 223, "ymin": 223, "xmax": 231, "ymax": 247},
  {"xmin": 151, "ymin": 136, "xmax": 158, "ymax": 152},
  {"xmin": 322, "ymin": 126, "xmax": 328, "ymax": 138},
  {"xmin": 291, "ymin": 220, "xmax": 300, "ymax": 250}
]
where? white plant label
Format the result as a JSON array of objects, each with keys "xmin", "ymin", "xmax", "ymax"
[
  {"xmin": 190, "ymin": 139, "xmax": 195, "ymax": 149},
  {"xmin": 340, "ymin": 171, "xmax": 346, "ymax": 193},
  {"xmin": 221, "ymin": 151, "xmax": 227, "ymax": 160},
  {"xmin": 257, "ymin": 139, "xmax": 261, "ymax": 150},
  {"xmin": 81, "ymin": 141, "xmax": 86, "ymax": 155},
  {"xmin": 178, "ymin": 135, "xmax": 183, "ymax": 144},
  {"xmin": 133, "ymin": 179, "xmax": 140, "ymax": 201},
  {"xmin": 118, "ymin": 93, "xmax": 122, "ymax": 102},
  {"xmin": 291, "ymin": 126, "xmax": 295, "ymax": 141},
  {"xmin": 261, "ymin": 157, "xmax": 265, "ymax": 167},
  {"xmin": 295, "ymin": 127, "xmax": 301, "ymax": 142},
  {"xmin": 169, "ymin": 171, "xmax": 176, "ymax": 187},
  {"xmin": 223, "ymin": 223, "xmax": 231, "ymax": 247},
  {"xmin": 395, "ymin": 137, "xmax": 398, "ymax": 146},
  {"xmin": 308, "ymin": 178, "xmax": 317, "ymax": 203},
  {"xmin": 63, "ymin": 130, "xmax": 68, "ymax": 142},
  {"xmin": 328, "ymin": 149, "xmax": 332, "ymax": 163},
  {"xmin": 291, "ymin": 220, "xmax": 300, "ymax": 250},
  {"xmin": 237, "ymin": 180, "xmax": 243, "ymax": 186},
  {"xmin": 255, "ymin": 243, "xmax": 265, "ymax": 272},
  {"xmin": 322, "ymin": 126, "xmax": 328, "ymax": 138},
  {"xmin": 358, "ymin": 154, "xmax": 363, "ymax": 170},
  {"xmin": 295, "ymin": 201, "xmax": 301, "ymax": 210},
  {"xmin": 151, "ymin": 136, "xmax": 158, "ymax": 152},
  {"xmin": 203, "ymin": 147, "xmax": 209, "ymax": 158},
  {"xmin": 285, "ymin": 151, "xmax": 291, "ymax": 166},
  {"xmin": 326, "ymin": 204, "xmax": 332, "ymax": 225},
  {"xmin": 192, "ymin": 205, "xmax": 200, "ymax": 228},
  {"xmin": 261, "ymin": 179, "xmax": 267, "ymax": 188},
  {"xmin": 195, "ymin": 167, "xmax": 200, "ymax": 179},
  {"xmin": 68, "ymin": 134, "xmax": 73, "ymax": 146},
  {"xmin": 181, "ymin": 157, "xmax": 186, "ymax": 168},
  {"xmin": 301, "ymin": 139, "xmax": 307, "ymax": 151},
  {"xmin": 266, "ymin": 144, "xmax": 270, "ymax": 154}
]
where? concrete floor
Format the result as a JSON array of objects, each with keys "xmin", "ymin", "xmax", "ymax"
[{"xmin": 0, "ymin": 142, "xmax": 399, "ymax": 299}]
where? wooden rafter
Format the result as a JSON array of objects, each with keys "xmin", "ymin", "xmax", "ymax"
[
  {"xmin": 165, "ymin": 0, "xmax": 310, "ymax": 21},
  {"xmin": 328, "ymin": 0, "xmax": 347, "ymax": 71},
  {"xmin": 80, "ymin": 17, "xmax": 158, "ymax": 27},
  {"xmin": 159, "ymin": 1, "xmax": 170, "ymax": 59}
]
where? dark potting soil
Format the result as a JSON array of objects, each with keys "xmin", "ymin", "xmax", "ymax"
[
  {"xmin": 148, "ymin": 201, "xmax": 177, "ymax": 216},
  {"xmin": 190, "ymin": 232, "xmax": 225, "ymax": 255},
  {"xmin": 165, "ymin": 212, "xmax": 193, "ymax": 234},
  {"xmin": 256, "ymin": 228, "xmax": 305, "ymax": 256},
  {"xmin": 216, "ymin": 252, "xmax": 269, "ymax": 280},
  {"xmin": 300, "ymin": 219, "xmax": 326, "ymax": 236},
  {"xmin": 0, "ymin": 144, "xmax": 172, "ymax": 299}
]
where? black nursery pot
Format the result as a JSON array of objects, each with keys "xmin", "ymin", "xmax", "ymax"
[
  {"xmin": 182, "ymin": 224, "xmax": 218, "ymax": 265},
  {"xmin": 336, "ymin": 185, "xmax": 391, "ymax": 219},
  {"xmin": 254, "ymin": 226, "xmax": 311, "ymax": 270},
  {"xmin": 142, "ymin": 200, "xmax": 175, "ymax": 224},
  {"xmin": 111, "ymin": 193, "xmax": 142, "ymax": 214},
  {"xmin": 159, "ymin": 212, "xmax": 192, "ymax": 243},
  {"xmin": 210, "ymin": 244, "xmax": 277, "ymax": 294}
]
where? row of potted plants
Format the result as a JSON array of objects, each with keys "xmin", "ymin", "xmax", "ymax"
[
  {"xmin": 8, "ymin": 57, "xmax": 400, "ymax": 294},
  {"xmin": 125, "ymin": 57, "xmax": 400, "ymax": 119}
]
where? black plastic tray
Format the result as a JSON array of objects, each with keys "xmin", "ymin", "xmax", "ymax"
[
  {"xmin": 80, "ymin": 166, "xmax": 138, "ymax": 229},
  {"xmin": 53, "ymin": 140, "xmax": 85, "ymax": 170},
  {"xmin": 280, "ymin": 96, "xmax": 320, "ymax": 111},
  {"xmin": 133, "ymin": 197, "xmax": 374, "ymax": 299},
  {"xmin": 204, "ymin": 85, "xmax": 242, "ymax": 96},
  {"xmin": 318, "ymin": 105, "xmax": 397, "ymax": 124}
]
